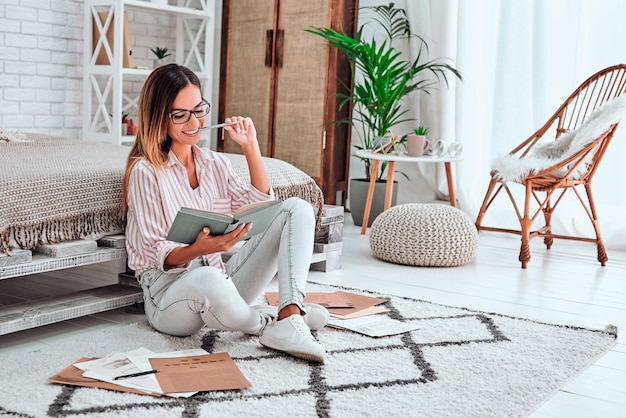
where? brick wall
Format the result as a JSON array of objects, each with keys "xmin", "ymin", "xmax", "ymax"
[{"xmin": 0, "ymin": 0, "xmax": 179, "ymax": 139}]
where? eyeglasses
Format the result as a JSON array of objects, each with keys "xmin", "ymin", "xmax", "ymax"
[{"xmin": 168, "ymin": 100, "xmax": 210, "ymax": 124}]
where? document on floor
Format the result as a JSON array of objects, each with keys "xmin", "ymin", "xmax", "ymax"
[
  {"xmin": 265, "ymin": 290, "xmax": 388, "ymax": 316},
  {"xmin": 329, "ymin": 305, "xmax": 389, "ymax": 320},
  {"xmin": 75, "ymin": 347, "xmax": 205, "ymax": 397},
  {"xmin": 51, "ymin": 347, "xmax": 251, "ymax": 397},
  {"xmin": 328, "ymin": 315, "xmax": 420, "ymax": 337},
  {"xmin": 265, "ymin": 291, "xmax": 354, "ymax": 308}
]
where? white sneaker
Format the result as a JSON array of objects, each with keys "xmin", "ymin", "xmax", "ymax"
[
  {"xmin": 259, "ymin": 315, "xmax": 326, "ymax": 362},
  {"xmin": 303, "ymin": 303, "xmax": 330, "ymax": 331},
  {"xmin": 252, "ymin": 303, "xmax": 329, "ymax": 331}
]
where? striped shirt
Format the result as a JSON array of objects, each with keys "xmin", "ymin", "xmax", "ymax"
[{"xmin": 125, "ymin": 145, "xmax": 274, "ymax": 275}]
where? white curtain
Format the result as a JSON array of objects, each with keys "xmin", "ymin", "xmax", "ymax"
[{"xmin": 403, "ymin": 0, "xmax": 626, "ymax": 250}]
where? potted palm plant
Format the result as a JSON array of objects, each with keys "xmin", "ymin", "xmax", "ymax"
[{"xmin": 307, "ymin": 3, "xmax": 462, "ymax": 225}]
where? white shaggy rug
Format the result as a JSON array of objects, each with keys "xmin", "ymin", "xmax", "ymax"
[{"xmin": 0, "ymin": 282, "xmax": 616, "ymax": 418}]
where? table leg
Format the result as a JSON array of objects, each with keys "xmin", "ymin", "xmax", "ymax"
[
  {"xmin": 384, "ymin": 161, "xmax": 396, "ymax": 210},
  {"xmin": 360, "ymin": 159, "xmax": 380, "ymax": 235},
  {"xmin": 444, "ymin": 162, "xmax": 457, "ymax": 207}
]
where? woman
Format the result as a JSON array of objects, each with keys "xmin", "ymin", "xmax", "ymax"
[{"xmin": 121, "ymin": 64, "xmax": 328, "ymax": 362}]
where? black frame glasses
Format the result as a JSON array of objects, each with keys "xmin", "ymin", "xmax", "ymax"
[{"xmin": 168, "ymin": 100, "xmax": 211, "ymax": 124}]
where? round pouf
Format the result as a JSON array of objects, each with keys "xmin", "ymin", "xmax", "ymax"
[{"xmin": 369, "ymin": 203, "xmax": 478, "ymax": 267}]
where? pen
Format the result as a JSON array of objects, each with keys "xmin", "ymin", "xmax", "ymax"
[
  {"xmin": 203, "ymin": 121, "xmax": 240, "ymax": 129},
  {"xmin": 113, "ymin": 369, "xmax": 160, "ymax": 380}
]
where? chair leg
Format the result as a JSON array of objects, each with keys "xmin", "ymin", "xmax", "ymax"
[
  {"xmin": 597, "ymin": 244, "xmax": 608, "ymax": 266},
  {"xmin": 475, "ymin": 178, "xmax": 497, "ymax": 229},
  {"xmin": 519, "ymin": 218, "xmax": 532, "ymax": 269},
  {"xmin": 542, "ymin": 198, "xmax": 554, "ymax": 249},
  {"xmin": 585, "ymin": 184, "xmax": 608, "ymax": 266},
  {"xmin": 519, "ymin": 184, "xmax": 533, "ymax": 269}
]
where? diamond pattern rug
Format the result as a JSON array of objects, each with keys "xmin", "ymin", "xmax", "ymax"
[{"xmin": 0, "ymin": 282, "xmax": 616, "ymax": 418}]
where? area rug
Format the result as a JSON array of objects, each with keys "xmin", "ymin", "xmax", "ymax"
[{"xmin": 0, "ymin": 282, "xmax": 617, "ymax": 418}]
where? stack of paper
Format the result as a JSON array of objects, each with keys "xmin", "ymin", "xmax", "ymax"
[
  {"xmin": 49, "ymin": 348, "xmax": 251, "ymax": 397},
  {"xmin": 265, "ymin": 290, "xmax": 420, "ymax": 337}
]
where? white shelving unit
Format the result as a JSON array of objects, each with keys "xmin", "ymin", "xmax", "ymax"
[{"xmin": 83, "ymin": 0, "xmax": 216, "ymax": 145}]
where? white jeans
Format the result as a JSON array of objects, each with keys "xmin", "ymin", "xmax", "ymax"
[{"xmin": 138, "ymin": 197, "xmax": 315, "ymax": 337}]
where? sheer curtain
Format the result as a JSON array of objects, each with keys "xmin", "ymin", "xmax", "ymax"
[{"xmin": 403, "ymin": 0, "xmax": 626, "ymax": 250}]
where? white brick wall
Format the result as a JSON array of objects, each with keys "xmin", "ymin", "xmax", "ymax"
[
  {"xmin": 0, "ymin": 0, "xmax": 180, "ymax": 139},
  {"xmin": 1, "ymin": 0, "xmax": 84, "ymax": 137}
]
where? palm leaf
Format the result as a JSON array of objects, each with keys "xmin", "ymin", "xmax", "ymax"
[{"xmin": 361, "ymin": 2, "xmax": 411, "ymax": 41}]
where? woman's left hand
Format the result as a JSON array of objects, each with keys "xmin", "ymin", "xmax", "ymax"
[{"xmin": 224, "ymin": 116, "xmax": 258, "ymax": 150}]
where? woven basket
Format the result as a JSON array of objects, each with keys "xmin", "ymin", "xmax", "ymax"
[{"xmin": 369, "ymin": 204, "xmax": 478, "ymax": 267}]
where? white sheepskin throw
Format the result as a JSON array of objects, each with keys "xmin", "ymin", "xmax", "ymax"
[{"xmin": 492, "ymin": 94, "xmax": 626, "ymax": 182}]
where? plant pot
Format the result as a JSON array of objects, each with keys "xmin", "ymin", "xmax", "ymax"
[
  {"xmin": 349, "ymin": 178, "xmax": 398, "ymax": 227},
  {"xmin": 406, "ymin": 134, "xmax": 428, "ymax": 156},
  {"xmin": 372, "ymin": 135, "xmax": 392, "ymax": 152},
  {"xmin": 153, "ymin": 58, "xmax": 169, "ymax": 68}
]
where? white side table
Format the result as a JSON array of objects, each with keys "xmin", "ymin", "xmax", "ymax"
[{"xmin": 354, "ymin": 149, "xmax": 464, "ymax": 235}]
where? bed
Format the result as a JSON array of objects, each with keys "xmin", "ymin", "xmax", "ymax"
[{"xmin": 0, "ymin": 133, "xmax": 337, "ymax": 335}]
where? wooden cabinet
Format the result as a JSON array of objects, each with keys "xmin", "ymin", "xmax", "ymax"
[{"xmin": 217, "ymin": 0, "xmax": 357, "ymax": 205}]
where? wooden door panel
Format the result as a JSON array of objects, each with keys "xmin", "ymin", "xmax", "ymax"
[
  {"xmin": 219, "ymin": 0, "xmax": 356, "ymax": 204},
  {"xmin": 272, "ymin": 0, "xmax": 329, "ymax": 179},
  {"xmin": 221, "ymin": 0, "xmax": 275, "ymax": 155}
]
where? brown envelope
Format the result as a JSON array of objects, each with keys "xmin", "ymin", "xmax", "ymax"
[
  {"xmin": 265, "ymin": 291, "xmax": 388, "ymax": 315},
  {"xmin": 265, "ymin": 291, "xmax": 354, "ymax": 308},
  {"xmin": 149, "ymin": 352, "xmax": 251, "ymax": 394}
]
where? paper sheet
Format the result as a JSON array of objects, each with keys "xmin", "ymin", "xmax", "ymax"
[
  {"xmin": 328, "ymin": 316, "xmax": 420, "ymax": 337},
  {"xmin": 79, "ymin": 348, "xmax": 165, "ymax": 395},
  {"xmin": 48, "ymin": 357, "xmax": 161, "ymax": 397}
]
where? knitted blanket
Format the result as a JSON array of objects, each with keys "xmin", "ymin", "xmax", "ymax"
[
  {"xmin": 0, "ymin": 135, "xmax": 323, "ymax": 255},
  {"xmin": 225, "ymin": 153, "xmax": 324, "ymax": 226},
  {"xmin": 0, "ymin": 135, "xmax": 129, "ymax": 254}
]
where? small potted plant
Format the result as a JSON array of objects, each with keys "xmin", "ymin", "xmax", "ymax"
[
  {"xmin": 150, "ymin": 46, "xmax": 171, "ymax": 68},
  {"xmin": 406, "ymin": 126, "xmax": 430, "ymax": 157}
]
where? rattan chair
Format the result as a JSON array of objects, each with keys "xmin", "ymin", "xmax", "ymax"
[{"xmin": 475, "ymin": 64, "xmax": 626, "ymax": 268}]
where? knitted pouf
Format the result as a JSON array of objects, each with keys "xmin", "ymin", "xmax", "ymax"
[{"xmin": 369, "ymin": 203, "xmax": 478, "ymax": 267}]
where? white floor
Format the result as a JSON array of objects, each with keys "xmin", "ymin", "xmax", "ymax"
[{"xmin": 1, "ymin": 216, "xmax": 625, "ymax": 417}]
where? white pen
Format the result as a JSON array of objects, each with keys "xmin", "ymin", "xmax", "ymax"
[{"xmin": 203, "ymin": 121, "xmax": 240, "ymax": 129}]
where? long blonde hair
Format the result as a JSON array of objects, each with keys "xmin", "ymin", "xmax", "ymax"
[{"xmin": 121, "ymin": 64, "xmax": 202, "ymax": 214}]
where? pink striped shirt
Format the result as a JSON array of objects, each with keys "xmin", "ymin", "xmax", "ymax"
[{"xmin": 125, "ymin": 145, "xmax": 274, "ymax": 275}]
